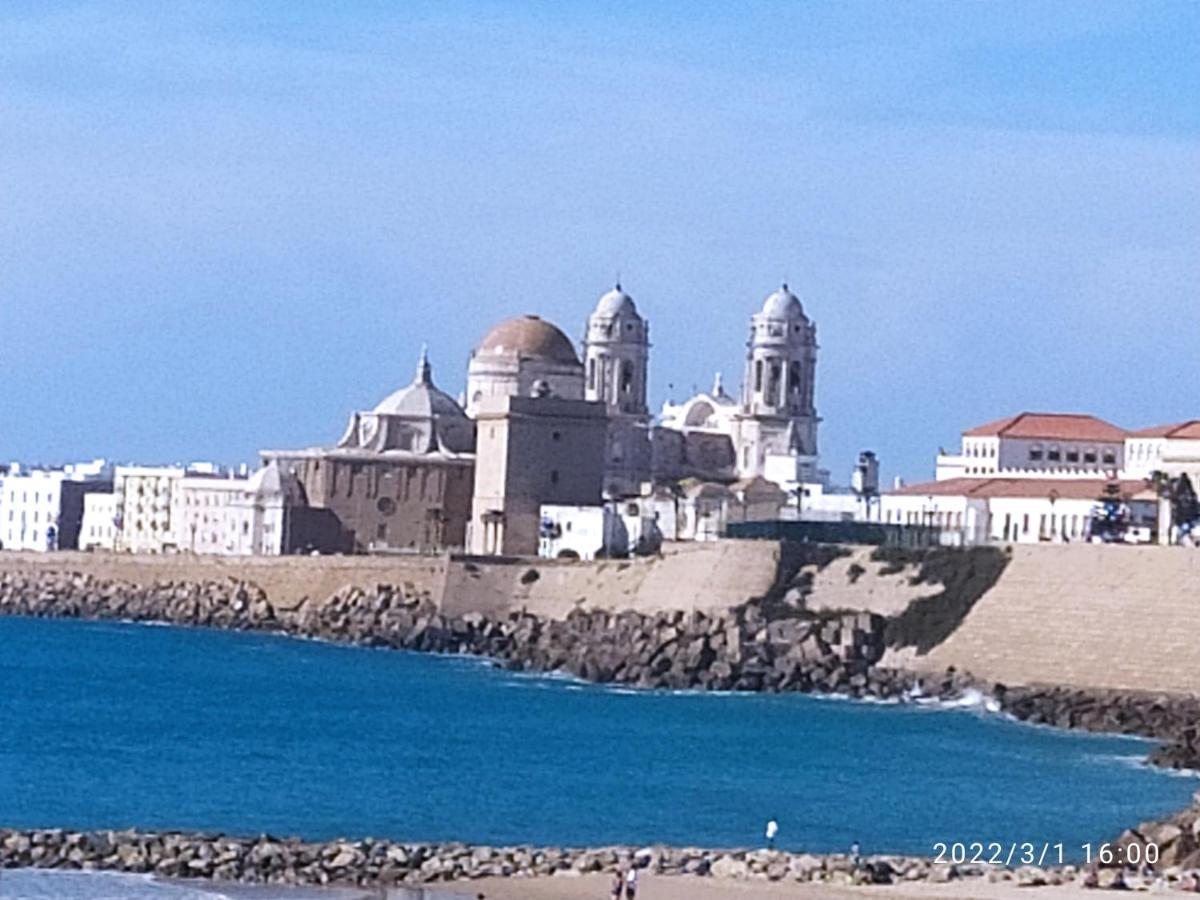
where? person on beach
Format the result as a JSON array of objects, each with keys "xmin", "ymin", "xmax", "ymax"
[
  {"xmin": 610, "ymin": 868, "xmax": 625, "ymax": 900},
  {"xmin": 765, "ymin": 818, "xmax": 779, "ymax": 849},
  {"xmin": 625, "ymin": 865, "xmax": 639, "ymax": 900},
  {"xmin": 850, "ymin": 840, "xmax": 861, "ymax": 866}
]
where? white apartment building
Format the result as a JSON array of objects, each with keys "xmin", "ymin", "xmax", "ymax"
[
  {"xmin": 172, "ymin": 463, "xmax": 295, "ymax": 556},
  {"xmin": 79, "ymin": 492, "xmax": 118, "ymax": 551},
  {"xmin": 888, "ymin": 411, "xmax": 1198, "ymax": 545},
  {"xmin": 935, "ymin": 413, "xmax": 1126, "ymax": 481},
  {"xmin": 113, "ymin": 465, "xmax": 185, "ymax": 553},
  {"xmin": 1124, "ymin": 421, "xmax": 1200, "ymax": 485},
  {"xmin": 112, "ymin": 462, "xmax": 298, "ymax": 556},
  {"xmin": 1, "ymin": 460, "xmax": 112, "ymax": 551}
]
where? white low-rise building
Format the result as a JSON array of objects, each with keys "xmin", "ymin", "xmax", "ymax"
[
  {"xmin": 538, "ymin": 505, "xmax": 629, "ymax": 560},
  {"xmin": 1, "ymin": 460, "xmax": 112, "ymax": 551},
  {"xmin": 884, "ymin": 477, "xmax": 1157, "ymax": 544}
]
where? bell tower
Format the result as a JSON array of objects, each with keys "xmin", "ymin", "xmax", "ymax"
[
  {"xmin": 583, "ymin": 284, "xmax": 652, "ymax": 496},
  {"xmin": 737, "ymin": 284, "xmax": 819, "ymax": 479}
]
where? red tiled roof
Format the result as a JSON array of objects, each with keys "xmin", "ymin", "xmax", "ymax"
[
  {"xmin": 889, "ymin": 477, "xmax": 1147, "ymax": 501},
  {"xmin": 1129, "ymin": 421, "xmax": 1200, "ymax": 439},
  {"xmin": 963, "ymin": 412, "xmax": 1127, "ymax": 442}
]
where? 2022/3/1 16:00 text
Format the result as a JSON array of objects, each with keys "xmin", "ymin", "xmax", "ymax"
[{"xmin": 933, "ymin": 842, "xmax": 1161, "ymax": 867}]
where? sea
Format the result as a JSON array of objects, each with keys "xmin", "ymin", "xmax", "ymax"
[{"xmin": 0, "ymin": 616, "xmax": 1194, "ymax": 897}]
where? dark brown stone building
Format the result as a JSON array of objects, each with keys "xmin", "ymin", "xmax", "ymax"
[{"xmin": 263, "ymin": 351, "xmax": 475, "ymax": 553}]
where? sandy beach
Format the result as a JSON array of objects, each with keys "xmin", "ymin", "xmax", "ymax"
[{"xmin": 452, "ymin": 873, "xmax": 1115, "ymax": 900}]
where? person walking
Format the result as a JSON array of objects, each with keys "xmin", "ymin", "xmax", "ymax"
[
  {"xmin": 765, "ymin": 818, "xmax": 779, "ymax": 849},
  {"xmin": 624, "ymin": 865, "xmax": 639, "ymax": 900},
  {"xmin": 610, "ymin": 868, "xmax": 624, "ymax": 900}
]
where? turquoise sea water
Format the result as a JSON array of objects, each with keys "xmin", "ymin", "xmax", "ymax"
[{"xmin": 0, "ymin": 616, "xmax": 1193, "ymax": 867}]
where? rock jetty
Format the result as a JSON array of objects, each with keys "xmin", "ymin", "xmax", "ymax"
[{"xmin": 0, "ymin": 827, "xmax": 1090, "ymax": 888}]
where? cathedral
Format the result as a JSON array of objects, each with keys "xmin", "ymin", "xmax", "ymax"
[{"xmin": 265, "ymin": 282, "xmax": 824, "ymax": 553}]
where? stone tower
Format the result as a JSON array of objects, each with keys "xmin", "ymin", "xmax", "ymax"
[
  {"xmin": 736, "ymin": 284, "xmax": 820, "ymax": 482},
  {"xmin": 583, "ymin": 284, "xmax": 652, "ymax": 497}
]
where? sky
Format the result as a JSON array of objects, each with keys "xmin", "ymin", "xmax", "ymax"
[{"xmin": 1, "ymin": 1, "xmax": 1197, "ymax": 484}]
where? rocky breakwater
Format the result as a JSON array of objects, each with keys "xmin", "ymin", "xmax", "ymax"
[
  {"xmin": 1104, "ymin": 791, "xmax": 1200, "ymax": 871},
  {"xmin": 292, "ymin": 581, "xmax": 917, "ymax": 699},
  {"xmin": 0, "ymin": 827, "xmax": 1089, "ymax": 888},
  {"xmin": 0, "ymin": 570, "xmax": 278, "ymax": 631}
]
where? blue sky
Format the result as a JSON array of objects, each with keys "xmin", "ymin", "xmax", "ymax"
[{"xmin": 1, "ymin": 1, "xmax": 1197, "ymax": 483}]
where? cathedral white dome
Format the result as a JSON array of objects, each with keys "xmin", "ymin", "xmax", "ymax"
[
  {"xmin": 761, "ymin": 284, "xmax": 804, "ymax": 319},
  {"xmin": 594, "ymin": 284, "xmax": 638, "ymax": 318}
]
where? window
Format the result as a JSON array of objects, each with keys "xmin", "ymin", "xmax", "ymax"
[
  {"xmin": 754, "ymin": 360, "xmax": 763, "ymax": 392},
  {"xmin": 1047, "ymin": 447, "xmax": 1061, "ymax": 462},
  {"xmin": 1102, "ymin": 451, "xmax": 1116, "ymax": 465},
  {"xmin": 376, "ymin": 523, "xmax": 387, "ymax": 540},
  {"xmin": 789, "ymin": 361, "xmax": 801, "ymax": 394},
  {"xmin": 1028, "ymin": 446, "xmax": 1043, "ymax": 462},
  {"xmin": 550, "ymin": 470, "xmax": 559, "ymax": 485},
  {"xmin": 552, "ymin": 431, "xmax": 561, "ymax": 442},
  {"xmin": 587, "ymin": 359, "xmax": 595, "ymax": 390},
  {"xmin": 1084, "ymin": 450, "xmax": 1097, "ymax": 464},
  {"xmin": 620, "ymin": 361, "xmax": 633, "ymax": 393},
  {"xmin": 1066, "ymin": 450, "xmax": 1079, "ymax": 463},
  {"xmin": 767, "ymin": 361, "xmax": 781, "ymax": 404}
]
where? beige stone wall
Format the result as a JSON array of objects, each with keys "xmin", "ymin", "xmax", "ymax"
[
  {"xmin": 912, "ymin": 544, "xmax": 1200, "ymax": 694},
  {"xmin": 0, "ymin": 539, "xmax": 781, "ymax": 621}
]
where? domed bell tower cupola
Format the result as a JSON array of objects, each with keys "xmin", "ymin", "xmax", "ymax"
[
  {"xmin": 584, "ymin": 283, "xmax": 649, "ymax": 416},
  {"xmin": 742, "ymin": 284, "xmax": 817, "ymax": 421},
  {"xmin": 583, "ymin": 283, "xmax": 652, "ymax": 497},
  {"xmin": 736, "ymin": 283, "xmax": 820, "ymax": 479}
]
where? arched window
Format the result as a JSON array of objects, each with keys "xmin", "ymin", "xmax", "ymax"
[
  {"xmin": 620, "ymin": 361, "xmax": 633, "ymax": 393},
  {"xmin": 789, "ymin": 361, "xmax": 801, "ymax": 395},
  {"xmin": 587, "ymin": 359, "xmax": 595, "ymax": 390},
  {"xmin": 754, "ymin": 359, "xmax": 763, "ymax": 393}
]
